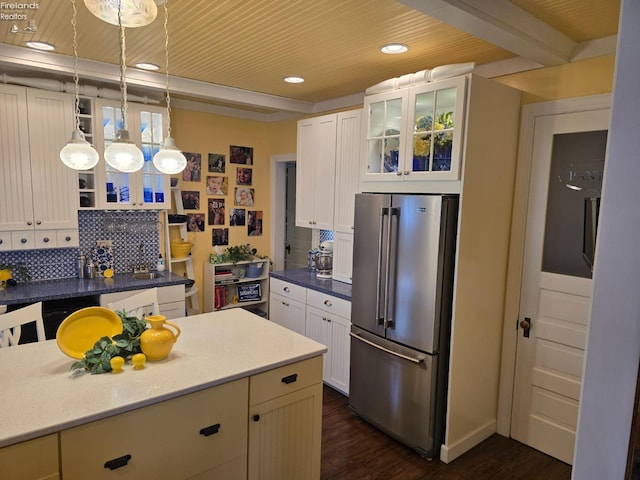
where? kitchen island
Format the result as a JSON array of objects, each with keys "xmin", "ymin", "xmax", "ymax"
[{"xmin": 0, "ymin": 309, "xmax": 327, "ymax": 479}]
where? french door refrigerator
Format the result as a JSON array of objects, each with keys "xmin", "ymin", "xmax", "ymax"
[{"xmin": 349, "ymin": 193, "xmax": 458, "ymax": 458}]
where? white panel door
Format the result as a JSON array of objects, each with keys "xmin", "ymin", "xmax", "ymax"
[{"xmin": 511, "ymin": 108, "xmax": 610, "ymax": 464}]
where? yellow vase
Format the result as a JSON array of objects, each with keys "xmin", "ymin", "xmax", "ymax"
[{"xmin": 140, "ymin": 315, "xmax": 181, "ymax": 361}]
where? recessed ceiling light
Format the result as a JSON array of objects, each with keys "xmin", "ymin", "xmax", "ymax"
[
  {"xmin": 381, "ymin": 43, "xmax": 409, "ymax": 55},
  {"xmin": 25, "ymin": 41, "xmax": 55, "ymax": 51},
  {"xmin": 136, "ymin": 62, "xmax": 160, "ymax": 71},
  {"xmin": 284, "ymin": 76, "xmax": 304, "ymax": 84}
]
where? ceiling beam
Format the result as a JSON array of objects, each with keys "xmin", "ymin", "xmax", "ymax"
[{"xmin": 398, "ymin": 0, "xmax": 578, "ymax": 66}]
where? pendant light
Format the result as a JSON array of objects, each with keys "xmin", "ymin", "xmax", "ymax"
[
  {"xmin": 152, "ymin": 0, "xmax": 187, "ymax": 175},
  {"xmin": 84, "ymin": 0, "xmax": 157, "ymax": 28},
  {"xmin": 60, "ymin": 0, "xmax": 100, "ymax": 171},
  {"xmin": 104, "ymin": 2, "xmax": 144, "ymax": 173}
]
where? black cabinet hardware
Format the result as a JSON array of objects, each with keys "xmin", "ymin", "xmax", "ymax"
[
  {"xmin": 199, "ymin": 423, "xmax": 221, "ymax": 436},
  {"xmin": 104, "ymin": 454, "xmax": 132, "ymax": 470},
  {"xmin": 281, "ymin": 373, "xmax": 298, "ymax": 384}
]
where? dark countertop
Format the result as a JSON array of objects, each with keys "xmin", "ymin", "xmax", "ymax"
[
  {"xmin": 0, "ymin": 272, "xmax": 188, "ymax": 306},
  {"xmin": 270, "ymin": 269, "xmax": 352, "ymax": 301}
]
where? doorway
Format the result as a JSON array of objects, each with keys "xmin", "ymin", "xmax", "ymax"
[
  {"xmin": 270, "ymin": 154, "xmax": 313, "ymax": 272},
  {"xmin": 497, "ymin": 95, "xmax": 611, "ymax": 465}
]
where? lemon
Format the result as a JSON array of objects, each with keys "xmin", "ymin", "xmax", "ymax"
[
  {"xmin": 132, "ymin": 353, "xmax": 147, "ymax": 370},
  {"xmin": 104, "ymin": 268, "xmax": 114, "ymax": 278},
  {"xmin": 110, "ymin": 356, "xmax": 125, "ymax": 373}
]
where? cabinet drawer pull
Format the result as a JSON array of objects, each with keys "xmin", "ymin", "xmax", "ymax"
[
  {"xmin": 65, "ymin": 236, "xmax": 71, "ymax": 241},
  {"xmin": 281, "ymin": 373, "xmax": 298, "ymax": 384},
  {"xmin": 43, "ymin": 237, "xmax": 50, "ymax": 243},
  {"xmin": 104, "ymin": 454, "xmax": 132, "ymax": 470},
  {"xmin": 253, "ymin": 414, "xmax": 260, "ymax": 422},
  {"xmin": 199, "ymin": 423, "xmax": 221, "ymax": 437},
  {"xmin": 20, "ymin": 238, "xmax": 27, "ymax": 244},
  {"xmin": 283, "ymin": 286, "xmax": 290, "ymax": 293},
  {"xmin": 324, "ymin": 299, "xmax": 332, "ymax": 307},
  {"xmin": 282, "ymin": 301, "xmax": 289, "ymax": 307}
]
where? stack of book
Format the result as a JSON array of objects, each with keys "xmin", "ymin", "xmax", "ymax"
[
  {"xmin": 214, "ymin": 285, "xmax": 228, "ymax": 309},
  {"xmin": 216, "ymin": 270, "xmax": 235, "ymax": 283}
]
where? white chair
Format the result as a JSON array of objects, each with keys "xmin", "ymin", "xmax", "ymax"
[
  {"xmin": 108, "ymin": 288, "xmax": 160, "ymax": 318},
  {"xmin": 0, "ymin": 302, "xmax": 45, "ymax": 348}
]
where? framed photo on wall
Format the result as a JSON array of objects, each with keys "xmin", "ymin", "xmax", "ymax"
[
  {"xmin": 236, "ymin": 167, "xmax": 252, "ymax": 185},
  {"xmin": 212, "ymin": 228, "xmax": 229, "ymax": 246},
  {"xmin": 187, "ymin": 213, "xmax": 205, "ymax": 232},
  {"xmin": 208, "ymin": 198, "xmax": 226, "ymax": 225},
  {"xmin": 234, "ymin": 187, "xmax": 254, "ymax": 206},
  {"xmin": 248, "ymin": 210, "xmax": 263, "ymax": 236},
  {"xmin": 206, "ymin": 175, "xmax": 228, "ymax": 195},
  {"xmin": 208, "ymin": 153, "xmax": 226, "ymax": 173},
  {"xmin": 183, "ymin": 153, "xmax": 202, "ymax": 182},
  {"xmin": 181, "ymin": 191, "xmax": 200, "ymax": 210},
  {"xmin": 230, "ymin": 145, "xmax": 253, "ymax": 165},
  {"xmin": 230, "ymin": 208, "xmax": 246, "ymax": 226}
]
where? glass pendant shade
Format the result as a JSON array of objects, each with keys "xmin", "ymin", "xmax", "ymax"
[
  {"xmin": 59, "ymin": 130, "xmax": 100, "ymax": 170},
  {"xmin": 84, "ymin": 0, "xmax": 157, "ymax": 27},
  {"xmin": 104, "ymin": 129, "xmax": 144, "ymax": 172},
  {"xmin": 153, "ymin": 136, "xmax": 187, "ymax": 174}
]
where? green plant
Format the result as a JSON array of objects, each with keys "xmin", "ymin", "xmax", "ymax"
[
  {"xmin": 70, "ymin": 312, "xmax": 147, "ymax": 374},
  {"xmin": 0, "ymin": 263, "xmax": 30, "ymax": 282},
  {"xmin": 209, "ymin": 244, "xmax": 261, "ymax": 264}
]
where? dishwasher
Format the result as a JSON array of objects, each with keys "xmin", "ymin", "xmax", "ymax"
[{"xmin": 8, "ymin": 295, "xmax": 101, "ymax": 344}]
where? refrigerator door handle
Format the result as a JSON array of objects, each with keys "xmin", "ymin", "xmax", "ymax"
[
  {"xmin": 382, "ymin": 209, "xmax": 394, "ymax": 329},
  {"xmin": 350, "ymin": 332, "xmax": 425, "ymax": 364},
  {"xmin": 375, "ymin": 207, "xmax": 389, "ymax": 325}
]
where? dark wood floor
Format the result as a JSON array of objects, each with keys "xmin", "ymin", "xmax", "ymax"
[{"xmin": 321, "ymin": 386, "xmax": 572, "ymax": 480}]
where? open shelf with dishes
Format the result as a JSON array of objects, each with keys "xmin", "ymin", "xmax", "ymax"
[{"xmin": 203, "ymin": 260, "xmax": 269, "ymax": 316}]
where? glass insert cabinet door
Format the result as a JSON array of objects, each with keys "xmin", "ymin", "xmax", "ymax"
[
  {"xmin": 99, "ymin": 101, "xmax": 168, "ymax": 209},
  {"xmin": 363, "ymin": 75, "xmax": 466, "ymax": 182}
]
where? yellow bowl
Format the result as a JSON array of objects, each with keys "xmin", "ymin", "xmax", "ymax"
[{"xmin": 170, "ymin": 241, "xmax": 192, "ymax": 258}]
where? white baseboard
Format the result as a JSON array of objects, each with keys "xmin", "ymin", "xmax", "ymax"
[{"xmin": 440, "ymin": 419, "xmax": 497, "ymax": 464}]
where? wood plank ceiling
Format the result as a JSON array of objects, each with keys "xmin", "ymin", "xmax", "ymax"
[{"xmin": 0, "ymin": 0, "xmax": 620, "ymax": 118}]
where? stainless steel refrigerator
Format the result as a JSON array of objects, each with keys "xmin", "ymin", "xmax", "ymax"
[{"xmin": 349, "ymin": 193, "xmax": 458, "ymax": 458}]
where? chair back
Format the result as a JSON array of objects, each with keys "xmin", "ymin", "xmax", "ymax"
[
  {"xmin": 108, "ymin": 288, "xmax": 160, "ymax": 319},
  {"xmin": 0, "ymin": 302, "xmax": 45, "ymax": 348}
]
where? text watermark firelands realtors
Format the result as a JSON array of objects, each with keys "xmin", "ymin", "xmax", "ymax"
[{"xmin": 0, "ymin": 3, "xmax": 39, "ymax": 21}]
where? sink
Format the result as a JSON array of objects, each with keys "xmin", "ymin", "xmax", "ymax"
[{"xmin": 133, "ymin": 272, "xmax": 163, "ymax": 280}]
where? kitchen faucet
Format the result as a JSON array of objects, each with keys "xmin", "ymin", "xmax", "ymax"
[{"xmin": 134, "ymin": 242, "xmax": 149, "ymax": 274}]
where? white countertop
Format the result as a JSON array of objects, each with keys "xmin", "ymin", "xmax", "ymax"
[{"xmin": 0, "ymin": 309, "xmax": 326, "ymax": 448}]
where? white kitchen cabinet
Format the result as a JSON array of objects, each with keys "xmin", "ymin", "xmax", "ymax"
[
  {"xmin": 0, "ymin": 433, "xmax": 59, "ymax": 480},
  {"xmin": 100, "ymin": 284, "xmax": 185, "ymax": 319},
  {"xmin": 330, "ymin": 231, "xmax": 354, "ymax": 284},
  {"xmin": 248, "ymin": 356, "xmax": 323, "ymax": 480},
  {"xmin": 296, "ymin": 114, "xmax": 337, "ymax": 229},
  {"xmin": 362, "ymin": 75, "xmax": 466, "ymax": 185},
  {"xmin": 94, "ymin": 99, "xmax": 170, "ymax": 210},
  {"xmin": 61, "ymin": 378, "xmax": 248, "ymax": 480},
  {"xmin": 268, "ymin": 277, "xmax": 307, "ymax": 335},
  {"xmin": 305, "ymin": 289, "xmax": 351, "ymax": 395},
  {"xmin": 0, "ymin": 85, "xmax": 79, "ymax": 251}
]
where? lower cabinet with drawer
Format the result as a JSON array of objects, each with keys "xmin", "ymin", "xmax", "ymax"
[
  {"xmin": 60, "ymin": 378, "xmax": 249, "ymax": 480},
  {"xmin": 305, "ymin": 289, "xmax": 351, "ymax": 395},
  {"xmin": 269, "ymin": 278, "xmax": 352, "ymax": 395},
  {"xmin": 269, "ymin": 277, "xmax": 307, "ymax": 335},
  {"xmin": 0, "ymin": 433, "xmax": 59, "ymax": 480},
  {"xmin": 100, "ymin": 284, "xmax": 185, "ymax": 319},
  {"xmin": 248, "ymin": 356, "xmax": 323, "ymax": 480}
]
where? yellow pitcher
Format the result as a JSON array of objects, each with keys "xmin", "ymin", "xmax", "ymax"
[{"xmin": 140, "ymin": 315, "xmax": 181, "ymax": 361}]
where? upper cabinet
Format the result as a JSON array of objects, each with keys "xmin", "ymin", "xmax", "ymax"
[
  {"xmin": 296, "ymin": 114, "xmax": 337, "ymax": 229},
  {"xmin": 94, "ymin": 99, "xmax": 170, "ymax": 210},
  {"xmin": 0, "ymin": 85, "xmax": 79, "ymax": 251},
  {"xmin": 362, "ymin": 75, "xmax": 466, "ymax": 184}
]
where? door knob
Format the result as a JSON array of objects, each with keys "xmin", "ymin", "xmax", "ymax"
[{"xmin": 519, "ymin": 317, "xmax": 532, "ymax": 338}]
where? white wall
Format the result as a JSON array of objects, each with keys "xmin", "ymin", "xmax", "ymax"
[{"xmin": 573, "ymin": 1, "xmax": 640, "ymax": 477}]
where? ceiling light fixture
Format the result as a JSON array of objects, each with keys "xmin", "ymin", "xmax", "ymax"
[
  {"xmin": 104, "ymin": 3, "xmax": 144, "ymax": 173},
  {"xmin": 24, "ymin": 40, "xmax": 55, "ymax": 51},
  {"xmin": 60, "ymin": 0, "xmax": 100, "ymax": 171},
  {"xmin": 84, "ymin": 0, "xmax": 157, "ymax": 28},
  {"xmin": 284, "ymin": 76, "xmax": 304, "ymax": 84},
  {"xmin": 380, "ymin": 43, "xmax": 409, "ymax": 55},
  {"xmin": 135, "ymin": 62, "xmax": 160, "ymax": 71},
  {"xmin": 152, "ymin": 0, "xmax": 187, "ymax": 175}
]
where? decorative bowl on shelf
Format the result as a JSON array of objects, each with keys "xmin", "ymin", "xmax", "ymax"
[
  {"xmin": 170, "ymin": 241, "xmax": 192, "ymax": 258},
  {"xmin": 245, "ymin": 263, "xmax": 263, "ymax": 278}
]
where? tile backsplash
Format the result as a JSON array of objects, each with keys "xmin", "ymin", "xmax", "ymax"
[{"xmin": 0, "ymin": 211, "xmax": 161, "ymax": 281}]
